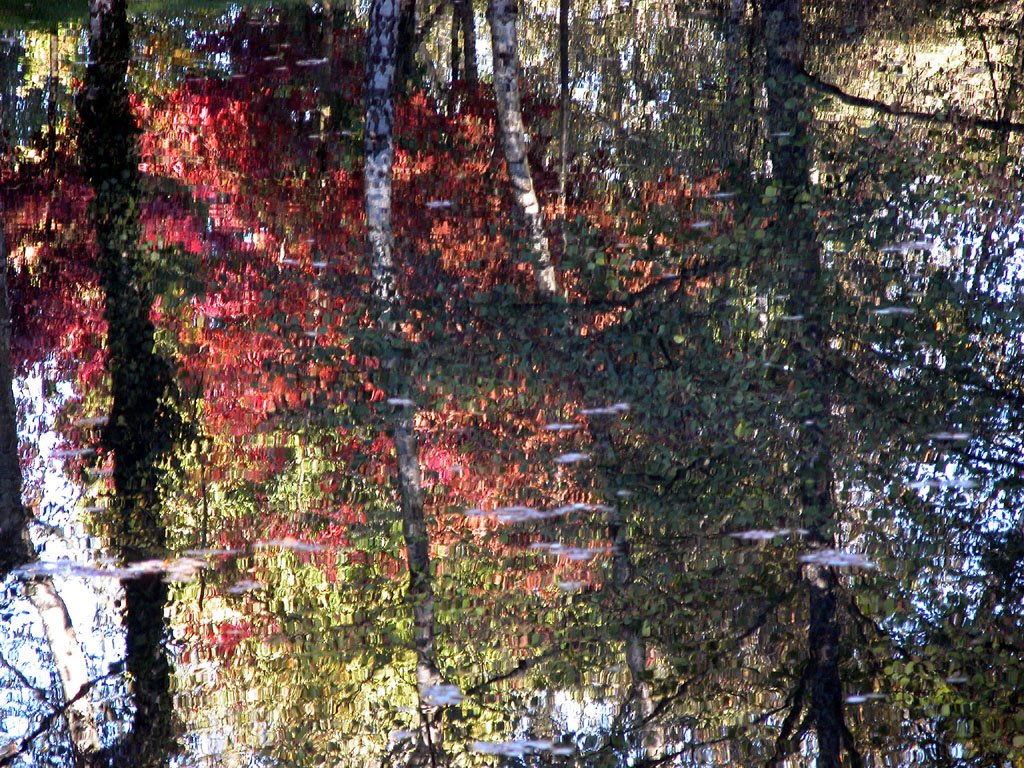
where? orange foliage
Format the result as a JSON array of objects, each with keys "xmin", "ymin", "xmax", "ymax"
[{"xmin": 4, "ymin": 19, "xmax": 722, "ymax": 601}]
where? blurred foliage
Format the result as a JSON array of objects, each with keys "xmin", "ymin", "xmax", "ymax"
[{"xmin": 2, "ymin": 0, "xmax": 1024, "ymax": 766}]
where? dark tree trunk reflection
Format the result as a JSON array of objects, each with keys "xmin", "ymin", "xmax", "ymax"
[
  {"xmin": 0, "ymin": 213, "xmax": 31, "ymax": 572},
  {"xmin": 762, "ymin": 2, "xmax": 861, "ymax": 766},
  {"xmin": 459, "ymin": 0, "xmax": 478, "ymax": 85},
  {"xmin": 396, "ymin": 0, "xmax": 418, "ymax": 87},
  {"xmin": 450, "ymin": 2, "xmax": 461, "ymax": 83},
  {"xmin": 78, "ymin": 1, "xmax": 178, "ymax": 765},
  {"xmin": 451, "ymin": 0, "xmax": 477, "ymax": 87}
]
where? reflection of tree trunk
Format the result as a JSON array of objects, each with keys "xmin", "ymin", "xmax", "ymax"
[
  {"xmin": 23, "ymin": 579, "xmax": 103, "ymax": 763},
  {"xmin": 806, "ymin": 565, "xmax": 844, "ymax": 768},
  {"xmin": 763, "ymin": 0, "xmax": 822, "ymax": 526},
  {"xmin": 613, "ymin": 515, "xmax": 664, "ymax": 760},
  {"xmin": 450, "ymin": 0, "xmax": 477, "ymax": 113},
  {"xmin": 79, "ymin": 2, "xmax": 177, "ymax": 765},
  {"xmin": 459, "ymin": 0, "xmax": 477, "ymax": 86},
  {"xmin": 450, "ymin": 2, "xmax": 462, "ymax": 83},
  {"xmin": 762, "ymin": 3, "xmax": 860, "ymax": 767},
  {"xmin": 106, "ymin": 575, "xmax": 174, "ymax": 768},
  {"xmin": 0, "ymin": 221, "xmax": 32, "ymax": 572},
  {"xmin": 397, "ymin": 0, "xmax": 418, "ymax": 87},
  {"xmin": 365, "ymin": 4, "xmax": 447, "ymax": 761},
  {"xmin": 763, "ymin": 0, "xmax": 807, "ymax": 194},
  {"xmin": 720, "ymin": 0, "xmax": 745, "ymax": 164},
  {"xmin": 487, "ymin": 0, "xmax": 557, "ymax": 298},
  {"xmin": 395, "ymin": 418, "xmax": 446, "ymax": 758},
  {"xmin": 80, "ymin": 0, "xmax": 169, "ymax": 553},
  {"xmin": 0, "ymin": 38, "xmax": 22, "ymax": 155},
  {"xmin": 365, "ymin": 0, "xmax": 400, "ymax": 313},
  {"xmin": 557, "ymin": 0, "xmax": 569, "ymax": 209},
  {"xmin": 591, "ymin": 425, "xmax": 664, "ymax": 761},
  {"xmin": 315, "ymin": 1, "xmax": 335, "ymax": 139},
  {"xmin": 1002, "ymin": 22, "xmax": 1024, "ymax": 122},
  {"xmin": 1, "ymin": 215, "xmax": 102, "ymax": 764},
  {"xmin": 47, "ymin": 33, "xmax": 58, "ymax": 166}
]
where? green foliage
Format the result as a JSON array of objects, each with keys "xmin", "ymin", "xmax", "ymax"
[{"xmin": 6, "ymin": 1, "xmax": 1024, "ymax": 766}]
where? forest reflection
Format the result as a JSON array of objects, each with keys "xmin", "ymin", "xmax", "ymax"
[{"xmin": 1, "ymin": 0, "xmax": 1023, "ymax": 767}]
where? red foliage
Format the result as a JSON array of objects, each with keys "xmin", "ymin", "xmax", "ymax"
[{"xmin": 4, "ymin": 17, "xmax": 716, "ymax": 600}]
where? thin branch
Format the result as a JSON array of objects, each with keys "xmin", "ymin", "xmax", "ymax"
[
  {"xmin": 734, "ymin": 573, "xmax": 801, "ymax": 643},
  {"xmin": 799, "ymin": 66, "xmax": 1024, "ymax": 134},
  {"xmin": 0, "ymin": 664, "xmax": 121, "ymax": 767},
  {"xmin": 464, "ymin": 646, "xmax": 562, "ymax": 696},
  {"xmin": 841, "ymin": 713, "xmax": 865, "ymax": 768},
  {"xmin": 638, "ymin": 585, "xmax": 793, "ymax": 729},
  {"xmin": 846, "ymin": 594, "xmax": 911, "ymax": 660},
  {"xmin": 0, "ymin": 649, "xmax": 52, "ymax": 704},
  {"xmin": 965, "ymin": 450, "xmax": 1024, "ymax": 474},
  {"xmin": 584, "ymin": 275, "xmax": 680, "ymax": 307},
  {"xmin": 1000, "ymin": 18, "xmax": 1024, "ymax": 121},
  {"xmin": 631, "ymin": 731, "xmax": 736, "ymax": 767},
  {"xmin": 795, "ymin": 710, "xmax": 813, "ymax": 738},
  {"xmin": 634, "ymin": 703, "xmax": 789, "ymax": 767}
]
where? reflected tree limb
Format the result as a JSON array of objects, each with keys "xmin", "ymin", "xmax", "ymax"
[
  {"xmin": 464, "ymin": 646, "xmax": 562, "ymax": 696},
  {"xmin": 846, "ymin": 594, "xmax": 912, "ymax": 660},
  {"xmin": 966, "ymin": 8, "xmax": 1002, "ymax": 119},
  {"xmin": 0, "ymin": 664, "xmax": 121, "ymax": 768},
  {"xmin": 417, "ymin": 0, "xmax": 449, "ymax": 44},
  {"xmin": 1001, "ymin": 17, "xmax": 1024, "ymax": 121},
  {"xmin": 767, "ymin": 663, "xmax": 809, "ymax": 768},
  {"xmin": 799, "ymin": 65, "xmax": 1024, "ymax": 134},
  {"xmin": 733, "ymin": 569, "xmax": 803, "ymax": 643},
  {"xmin": 0, "ymin": 648, "xmax": 47, "ymax": 696}
]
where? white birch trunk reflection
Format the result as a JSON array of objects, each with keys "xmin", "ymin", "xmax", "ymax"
[
  {"xmin": 23, "ymin": 580, "xmax": 103, "ymax": 760},
  {"xmin": 1, "ymin": 205, "xmax": 101, "ymax": 764},
  {"xmin": 395, "ymin": 417, "xmax": 446, "ymax": 758},
  {"xmin": 364, "ymin": 1, "xmax": 446, "ymax": 759},
  {"xmin": 487, "ymin": 0, "xmax": 558, "ymax": 298},
  {"xmin": 365, "ymin": 0, "xmax": 399, "ymax": 313}
]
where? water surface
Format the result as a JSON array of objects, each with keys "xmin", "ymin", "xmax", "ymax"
[{"xmin": 1, "ymin": 1, "xmax": 1023, "ymax": 766}]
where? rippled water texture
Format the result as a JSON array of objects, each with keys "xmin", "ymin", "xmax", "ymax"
[{"xmin": 2, "ymin": 0, "xmax": 1024, "ymax": 765}]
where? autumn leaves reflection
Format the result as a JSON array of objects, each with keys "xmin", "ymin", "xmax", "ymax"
[{"xmin": 4, "ymin": 0, "xmax": 1024, "ymax": 765}]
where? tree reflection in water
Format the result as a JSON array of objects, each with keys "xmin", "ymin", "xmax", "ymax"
[{"xmin": 0, "ymin": 0, "xmax": 1022, "ymax": 766}]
